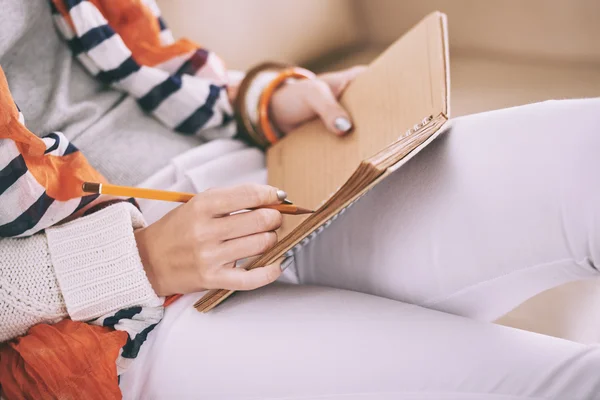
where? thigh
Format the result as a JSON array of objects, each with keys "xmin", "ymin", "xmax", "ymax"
[
  {"xmin": 292, "ymin": 99, "xmax": 600, "ymax": 321},
  {"xmin": 120, "ymin": 284, "xmax": 600, "ymax": 399}
]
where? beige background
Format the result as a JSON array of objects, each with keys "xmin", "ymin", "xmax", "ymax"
[{"xmin": 158, "ymin": 0, "xmax": 600, "ymax": 117}]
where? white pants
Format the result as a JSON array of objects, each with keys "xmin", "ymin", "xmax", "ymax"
[{"xmin": 121, "ymin": 99, "xmax": 600, "ymax": 399}]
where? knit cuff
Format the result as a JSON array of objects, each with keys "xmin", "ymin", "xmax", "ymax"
[{"xmin": 46, "ymin": 202, "xmax": 162, "ymax": 322}]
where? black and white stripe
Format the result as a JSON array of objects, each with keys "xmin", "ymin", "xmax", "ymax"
[{"xmin": 54, "ymin": 0, "xmax": 234, "ymax": 139}]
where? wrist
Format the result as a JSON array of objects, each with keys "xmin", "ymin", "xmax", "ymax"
[
  {"xmin": 257, "ymin": 67, "xmax": 315, "ymax": 145},
  {"xmin": 46, "ymin": 202, "xmax": 161, "ymax": 321},
  {"xmin": 134, "ymin": 227, "xmax": 165, "ymax": 297}
]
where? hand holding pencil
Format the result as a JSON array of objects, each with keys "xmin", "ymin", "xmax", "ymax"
[{"xmin": 82, "ymin": 183, "xmax": 311, "ymax": 304}]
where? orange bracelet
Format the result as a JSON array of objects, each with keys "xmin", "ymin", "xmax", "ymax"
[
  {"xmin": 163, "ymin": 294, "xmax": 181, "ymax": 307},
  {"xmin": 258, "ymin": 67, "xmax": 316, "ymax": 145}
]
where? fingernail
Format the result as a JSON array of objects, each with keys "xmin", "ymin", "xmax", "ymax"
[
  {"xmin": 276, "ymin": 189, "xmax": 288, "ymax": 202},
  {"xmin": 334, "ymin": 117, "xmax": 352, "ymax": 133}
]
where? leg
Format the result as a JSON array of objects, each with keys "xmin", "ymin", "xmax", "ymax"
[
  {"xmin": 292, "ymin": 99, "xmax": 600, "ymax": 321},
  {"xmin": 120, "ymin": 284, "xmax": 600, "ymax": 399}
]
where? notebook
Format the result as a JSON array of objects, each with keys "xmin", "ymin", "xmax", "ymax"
[{"xmin": 194, "ymin": 11, "xmax": 451, "ymax": 312}]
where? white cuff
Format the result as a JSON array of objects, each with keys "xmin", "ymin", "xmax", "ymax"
[{"xmin": 46, "ymin": 202, "xmax": 162, "ymax": 322}]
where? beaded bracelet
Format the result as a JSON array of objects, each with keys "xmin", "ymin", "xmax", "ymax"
[{"xmin": 258, "ymin": 67, "xmax": 316, "ymax": 145}]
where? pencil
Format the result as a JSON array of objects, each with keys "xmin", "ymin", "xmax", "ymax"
[{"xmin": 81, "ymin": 182, "xmax": 314, "ymax": 215}]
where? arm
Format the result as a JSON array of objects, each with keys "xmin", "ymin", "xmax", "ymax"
[
  {"xmin": 49, "ymin": 0, "xmax": 366, "ymax": 145},
  {"xmin": 0, "ymin": 67, "xmax": 160, "ymax": 370},
  {"xmin": 51, "ymin": 0, "xmax": 235, "ymax": 140},
  {"xmin": 0, "ymin": 202, "xmax": 160, "ymax": 343}
]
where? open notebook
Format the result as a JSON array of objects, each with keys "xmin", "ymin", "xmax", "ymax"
[{"xmin": 195, "ymin": 12, "xmax": 451, "ymax": 312}]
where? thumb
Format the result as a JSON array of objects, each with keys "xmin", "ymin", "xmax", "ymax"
[{"xmin": 305, "ymin": 80, "xmax": 353, "ymax": 136}]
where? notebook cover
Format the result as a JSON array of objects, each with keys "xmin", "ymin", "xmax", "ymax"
[{"xmin": 267, "ymin": 11, "xmax": 450, "ymax": 236}]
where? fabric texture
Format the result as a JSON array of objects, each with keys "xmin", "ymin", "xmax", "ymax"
[
  {"xmin": 0, "ymin": 0, "xmax": 123, "ymax": 140},
  {"xmin": 121, "ymin": 98, "xmax": 600, "ymax": 399},
  {"xmin": 0, "ymin": 234, "xmax": 66, "ymax": 343},
  {"xmin": 46, "ymin": 201, "xmax": 160, "ymax": 322},
  {"xmin": 0, "ymin": 319, "xmax": 127, "ymax": 400}
]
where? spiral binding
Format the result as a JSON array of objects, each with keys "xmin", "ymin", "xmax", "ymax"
[
  {"xmin": 284, "ymin": 115, "xmax": 435, "ymax": 259},
  {"xmin": 285, "ymin": 194, "xmax": 363, "ymax": 258}
]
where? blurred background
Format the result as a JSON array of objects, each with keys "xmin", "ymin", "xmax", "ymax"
[{"xmin": 156, "ymin": 0, "xmax": 600, "ymax": 117}]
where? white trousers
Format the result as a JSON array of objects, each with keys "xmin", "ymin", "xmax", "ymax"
[{"xmin": 121, "ymin": 99, "xmax": 600, "ymax": 399}]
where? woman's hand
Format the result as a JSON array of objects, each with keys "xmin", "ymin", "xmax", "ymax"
[
  {"xmin": 134, "ymin": 184, "xmax": 285, "ymax": 296},
  {"xmin": 269, "ymin": 65, "xmax": 366, "ymax": 135}
]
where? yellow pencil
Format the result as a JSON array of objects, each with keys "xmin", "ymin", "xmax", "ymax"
[{"xmin": 81, "ymin": 182, "xmax": 314, "ymax": 215}]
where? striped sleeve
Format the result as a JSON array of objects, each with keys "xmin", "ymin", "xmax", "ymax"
[
  {"xmin": 0, "ymin": 68, "xmax": 104, "ymax": 238},
  {"xmin": 0, "ymin": 133, "xmax": 100, "ymax": 238},
  {"xmin": 50, "ymin": 0, "xmax": 236, "ymax": 141}
]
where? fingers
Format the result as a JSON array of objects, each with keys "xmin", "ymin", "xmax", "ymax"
[
  {"xmin": 304, "ymin": 80, "xmax": 353, "ymax": 136},
  {"xmin": 217, "ymin": 231, "xmax": 278, "ymax": 263},
  {"xmin": 304, "ymin": 66, "xmax": 366, "ymax": 135},
  {"xmin": 319, "ymin": 65, "xmax": 367, "ymax": 97},
  {"xmin": 217, "ymin": 208, "xmax": 282, "ymax": 240},
  {"xmin": 212, "ymin": 260, "xmax": 283, "ymax": 291},
  {"xmin": 268, "ymin": 65, "xmax": 365, "ymax": 135},
  {"xmin": 196, "ymin": 184, "xmax": 285, "ymax": 216}
]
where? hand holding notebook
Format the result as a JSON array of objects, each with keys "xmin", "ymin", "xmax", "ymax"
[{"xmin": 195, "ymin": 12, "xmax": 451, "ymax": 312}]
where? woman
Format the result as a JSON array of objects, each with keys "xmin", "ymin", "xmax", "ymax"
[{"xmin": 1, "ymin": 1, "xmax": 599, "ymax": 399}]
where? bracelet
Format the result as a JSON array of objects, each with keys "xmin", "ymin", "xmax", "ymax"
[
  {"xmin": 233, "ymin": 62, "xmax": 288, "ymax": 149},
  {"xmin": 258, "ymin": 67, "xmax": 316, "ymax": 145}
]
